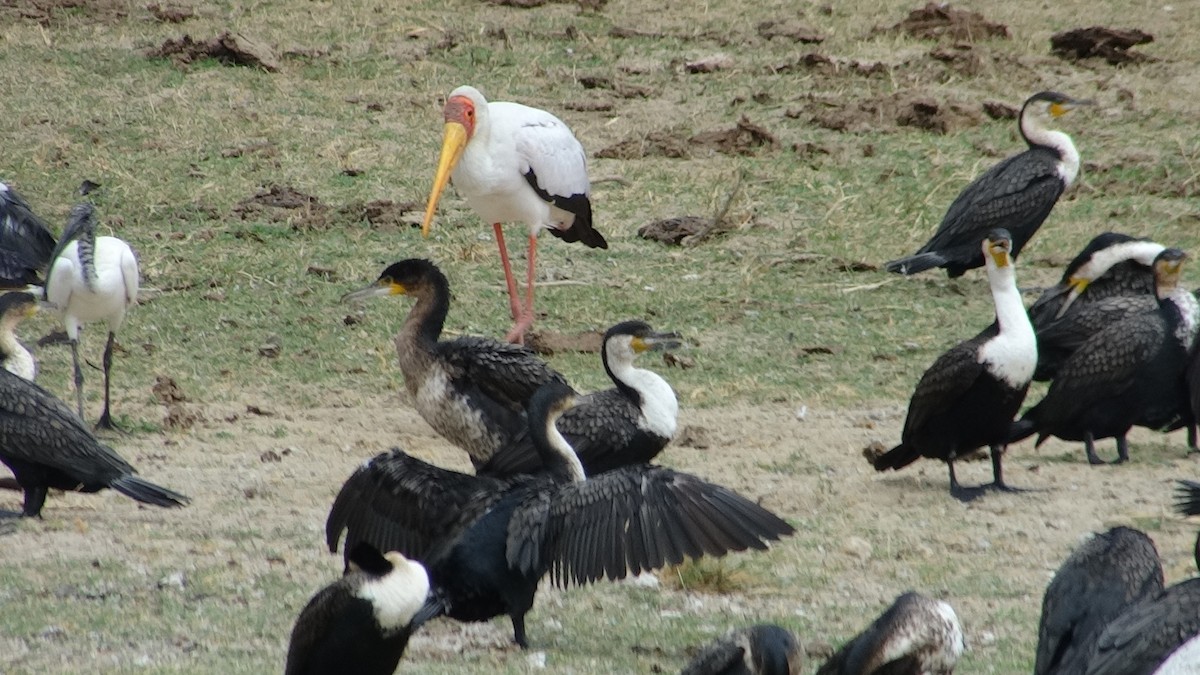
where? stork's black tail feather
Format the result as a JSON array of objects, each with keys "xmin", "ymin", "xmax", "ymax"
[
  {"xmin": 885, "ymin": 252, "xmax": 947, "ymax": 276},
  {"xmin": 110, "ymin": 474, "xmax": 189, "ymax": 508}
]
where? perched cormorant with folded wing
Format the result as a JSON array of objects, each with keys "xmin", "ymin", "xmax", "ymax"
[
  {"xmin": 873, "ymin": 230, "xmax": 1036, "ymax": 501},
  {"xmin": 886, "ymin": 91, "xmax": 1089, "ymax": 277},
  {"xmin": 480, "ymin": 320, "xmax": 680, "ymax": 477},
  {"xmin": 342, "ymin": 258, "xmax": 567, "ymax": 469},
  {"xmin": 325, "ymin": 382, "xmax": 793, "ymax": 648}
]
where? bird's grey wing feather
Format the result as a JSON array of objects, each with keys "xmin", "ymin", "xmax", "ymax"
[{"xmin": 901, "ymin": 331, "xmax": 991, "ymax": 439}]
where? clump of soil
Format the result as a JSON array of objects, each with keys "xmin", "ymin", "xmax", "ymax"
[
  {"xmin": 892, "ymin": 2, "xmax": 1009, "ymax": 41},
  {"xmin": 795, "ymin": 92, "xmax": 983, "ymax": 135},
  {"xmin": 895, "ymin": 97, "xmax": 984, "ymax": 134},
  {"xmin": 147, "ymin": 3, "xmax": 194, "ymax": 23},
  {"xmin": 756, "ymin": 19, "xmax": 824, "ymax": 44},
  {"xmin": 146, "ymin": 31, "xmax": 280, "ymax": 72},
  {"xmin": 338, "ymin": 200, "xmax": 421, "ymax": 231},
  {"xmin": 598, "ymin": 117, "xmax": 777, "ymax": 160},
  {"xmin": 231, "ymin": 185, "xmax": 329, "ymax": 229},
  {"xmin": 638, "ymin": 217, "xmax": 712, "ymax": 246},
  {"xmin": 1050, "ymin": 26, "xmax": 1154, "ymax": 65}
]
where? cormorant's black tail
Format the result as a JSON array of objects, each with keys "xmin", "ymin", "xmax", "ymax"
[
  {"xmin": 110, "ymin": 474, "xmax": 189, "ymax": 508},
  {"xmin": 1175, "ymin": 480, "xmax": 1200, "ymax": 517},
  {"xmin": 885, "ymin": 252, "xmax": 947, "ymax": 276},
  {"xmin": 1008, "ymin": 417, "xmax": 1037, "ymax": 445},
  {"xmin": 873, "ymin": 443, "xmax": 921, "ymax": 472}
]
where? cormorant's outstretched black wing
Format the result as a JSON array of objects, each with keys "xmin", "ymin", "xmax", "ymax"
[
  {"xmin": 0, "ymin": 183, "xmax": 56, "ymax": 270},
  {"xmin": 507, "ymin": 466, "xmax": 793, "ymax": 588},
  {"xmin": 325, "ymin": 448, "xmax": 509, "ymax": 564},
  {"xmin": 1034, "ymin": 527, "xmax": 1164, "ymax": 675}
]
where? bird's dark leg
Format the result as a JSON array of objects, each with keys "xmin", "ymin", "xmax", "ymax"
[
  {"xmin": 95, "ymin": 331, "xmax": 121, "ymax": 432},
  {"xmin": 492, "ymin": 223, "xmax": 522, "ymax": 322},
  {"xmin": 1113, "ymin": 436, "xmax": 1130, "ymax": 465},
  {"xmin": 1188, "ymin": 424, "xmax": 1198, "ymax": 454},
  {"xmin": 986, "ymin": 444, "xmax": 1030, "ymax": 494},
  {"xmin": 504, "ymin": 232, "xmax": 537, "ymax": 345},
  {"xmin": 1084, "ymin": 432, "xmax": 1105, "ymax": 465},
  {"xmin": 70, "ymin": 338, "xmax": 85, "ymax": 420},
  {"xmin": 21, "ymin": 485, "xmax": 47, "ymax": 518},
  {"xmin": 510, "ymin": 612, "xmax": 529, "ymax": 649},
  {"xmin": 947, "ymin": 461, "xmax": 982, "ymax": 502}
]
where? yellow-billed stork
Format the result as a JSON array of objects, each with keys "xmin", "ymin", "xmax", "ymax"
[{"xmin": 420, "ymin": 85, "xmax": 607, "ymax": 344}]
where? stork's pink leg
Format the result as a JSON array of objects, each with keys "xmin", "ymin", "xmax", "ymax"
[
  {"xmin": 493, "ymin": 223, "xmax": 522, "ymax": 321},
  {"xmin": 505, "ymin": 233, "xmax": 538, "ymax": 344}
]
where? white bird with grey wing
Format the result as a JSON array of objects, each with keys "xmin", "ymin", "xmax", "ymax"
[{"xmin": 44, "ymin": 203, "xmax": 139, "ymax": 430}]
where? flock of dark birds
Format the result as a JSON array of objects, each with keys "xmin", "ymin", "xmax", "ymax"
[{"xmin": 1, "ymin": 83, "xmax": 1198, "ymax": 674}]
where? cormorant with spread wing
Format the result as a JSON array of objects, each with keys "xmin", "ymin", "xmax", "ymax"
[
  {"xmin": 886, "ymin": 91, "xmax": 1089, "ymax": 277},
  {"xmin": 324, "ymin": 382, "xmax": 793, "ymax": 648}
]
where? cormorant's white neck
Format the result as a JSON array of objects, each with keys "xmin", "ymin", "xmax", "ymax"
[
  {"xmin": 1076, "ymin": 241, "xmax": 1165, "ymax": 281},
  {"xmin": 604, "ymin": 339, "xmax": 678, "ymax": 440},
  {"xmin": 1167, "ymin": 288, "xmax": 1200, "ymax": 349},
  {"xmin": 1021, "ymin": 114, "xmax": 1080, "ymax": 187},
  {"xmin": 356, "ymin": 555, "xmax": 431, "ymax": 634},
  {"xmin": 0, "ymin": 322, "xmax": 35, "ymax": 381},
  {"xmin": 978, "ymin": 263, "xmax": 1037, "ymax": 387},
  {"xmin": 547, "ymin": 418, "xmax": 586, "ymax": 483}
]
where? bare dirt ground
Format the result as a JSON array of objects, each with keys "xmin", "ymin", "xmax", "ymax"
[{"xmin": 4, "ymin": 377, "xmax": 1198, "ymax": 672}]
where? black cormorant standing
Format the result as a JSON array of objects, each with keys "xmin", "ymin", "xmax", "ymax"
[
  {"xmin": 43, "ymin": 203, "xmax": 139, "ymax": 430},
  {"xmin": 886, "ymin": 91, "xmax": 1089, "ymax": 277},
  {"xmin": 814, "ymin": 592, "xmax": 964, "ymax": 675},
  {"xmin": 480, "ymin": 320, "xmax": 681, "ymax": 477},
  {"xmin": 342, "ymin": 258, "xmax": 567, "ymax": 469},
  {"xmin": 1034, "ymin": 527, "xmax": 1165, "ymax": 675},
  {"xmin": 681, "ymin": 624, "xmax": 803, "ymax": 675},
  {"xmin": 0, "ymin": 367, "xmax": 189, "ymax": 517},
  {"xmin": 285, "ymin": 543, "xmax": 435, "ymax": 675},
  {"xmin": 873, "ymin": 230, "xmax": 1037, "ymax": 500},
  {"xmin": 0, "ymin": 181, "xmax": 56, "ymax": 289},
  {"xmin": 1028, "ymin": 233, "xmax": 1165, "ymax": 381},
  {"xmin": 325, "ymin": 382, "xmax": 794, "ymax": 648},
  {"xmin": 1010, "ymin": 249, "xmax": 1198, "ymax": 464}
]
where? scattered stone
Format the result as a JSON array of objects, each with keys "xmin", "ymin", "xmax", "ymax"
[
  {"xmin": 1050, "ymin": 26, "xmax": 1154, "ymax": 65},
  {"xmin": 893, "ymin": 3, "xmax": 1009, "ymax": 41},
  {"xmin": 146, "ymin": 31, "xmax": 280, "ymax": 72},
  {"xmin": 756, "ymin": 19, "xmax": 824, "ymax": 43}
]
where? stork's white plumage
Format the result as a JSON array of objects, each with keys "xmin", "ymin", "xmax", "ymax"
[
  {"xmin": 420, "ymin": 85, "xmax": 607, "ymax": 344},
  {"xmin": 44, "ymin": 203, "xmax": 139, "ymax": 430}
]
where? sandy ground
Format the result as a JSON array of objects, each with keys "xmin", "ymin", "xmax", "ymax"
[{"xmin": 3, "ymin": 379, "xmax": 1197, "ymax": 672}]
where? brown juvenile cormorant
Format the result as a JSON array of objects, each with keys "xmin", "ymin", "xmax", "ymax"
[
  {"xmin": 681, "ymin": 624, "xmax": 804, "ymax": 675},
  {"xmin": 420, "ymin": 85, "xmax": 608, "ymax": 344},
  {"xmin": 885, "ymin": 91, "xmax": 1089, "ymax": 277},
  {"xmin": 44, "ymin": 203, "xmax": 139, "ymax": 430},
  {"xmin": 1034, "ymin": 527, "xmax": 1165, "ymax": 675},
  {"xmin": 325, "ymin": 382, "xmax": 793, "ymax": 648},
  {"xmin": 479, "ymin": 319, "xmax": 681, "ymax": 477},
  {"xmin": 814, "ymin": 592, "xmax": 964, "ymax": 675},
  {"xmin": 285, "ymin": 543, "xmax": 435, "ymax": 675},
  {"xmin": 873, "ymin": 230, "xmax": 1036, "ymax": 500},
  {"xmin": 0, "ymin": 181, "xmax": 56, "ymax": 289},
  {"xmin": 1010, "ymin": 248, "xmax": 1198, "ymax": 464},
  {"xmin": 342, "ymin": 258, "xmax": 568, "ymax": 469},
  {"xmin": 1027, "ymin": 233, "xmax": 1165, "ymax": 382}
]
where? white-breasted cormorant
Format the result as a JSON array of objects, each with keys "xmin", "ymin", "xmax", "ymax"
[
  {"xmin": 285, "ymin": 543, "xmax": 435, "ymax": 675},
  {"xmin": 324, "ymin": 382, "xmax": 793, "ymax": 648},
  {"xmin": 1010, "ymin": 248, "xmax": 1199, "ymax": 464},
  {"xmin": 1027, "ymin": 233, "xmax": 1165, "ymax": 381},
  {"xmin": 1034, "ymin": 527, "xmax": 1165, "ymax": 675},
  {"xmin": 44, "ymin": 203, "xmax": 139, "ymax": 430},
  {"xmin": 886, "ymin": 91, "xmax": 1089, "ymax": 277},
  {"xmin": 420, "ymin": 85, "xmax": 607, "ymax": 344},
  {"xmin": 681, "ymin": 624, "xmax": 804, "ymax": 675},
  {"xmin": 0, "ymin": 291, "xmax": 40, "ymax": 381},
  {"xmin": 0, "ymin": 181, "xmax": 56, "ymax": 289},
  {"xmin": 0, "ymin": 367, "xmax": 188, "ymax": 517},
  {"xmin": 814, "ymin": 592, "xmax": 964, "ymax": 675},
  {"xmin": 479, "ymin": 319, "xmax": 681, "ymax": 477},
  {"xmin": 873, "ymin": 229, "xmax": 1037, "ymax": 500},
  {"xmin": 341, "ymin": 258, "xmax": 568, "ymax": 469}
]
